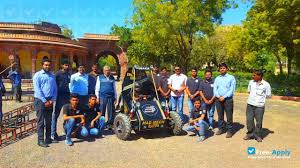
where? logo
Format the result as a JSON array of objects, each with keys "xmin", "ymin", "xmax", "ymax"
[
  {"xmin": 248, "ymin": 147, "xmax": 256, "ymax": 155},
  {"xmin": 142, "ymin": 104, "xmax": 158, "ymax": 116}
]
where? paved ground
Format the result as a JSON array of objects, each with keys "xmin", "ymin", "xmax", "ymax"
[{"xmin": 1, "ymin": 83, "xmax": 300, "ymax": 168}]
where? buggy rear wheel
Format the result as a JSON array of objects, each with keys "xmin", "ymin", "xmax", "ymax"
[
  {"xmin": 114, "ymin": 113, "xmax": 132, "ymax": 140},
  {"xmin": 169, "ymin": 111, "xmax": 183, "ymax": 135}
]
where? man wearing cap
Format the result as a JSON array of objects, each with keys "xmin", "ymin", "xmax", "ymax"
[
  {"xmin": 69, "ymin": 64, "xmax": 89, "ymax": 107},
  {"xmin": 33, "ymin": 58, "xmax": 57, "ymax": 147},
  {"xmin": 95, "ymin": 65, "xmax": 117, "ymax": 129},
  {"xmin": 213, "ymin": 63, "xmax": 236, "ymax": 138},
  {"xmin": 51, "ymin": 59, "xmax": 71, "ymax": 142}
]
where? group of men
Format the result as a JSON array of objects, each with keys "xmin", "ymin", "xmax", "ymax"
[
  {"xmin": 0, "ymin": 57, "xmax": 272, "ymax": 147},
  {"xmin": 152, "ymin": 63, "xmax": 271, "ymax": 142},
  {"xmin": 32, "ymin": 57, "xmax": 116, "ymax": 147}
]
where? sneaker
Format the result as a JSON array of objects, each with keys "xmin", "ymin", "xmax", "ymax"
[
  {"xmin": 208, "ymin": 126, "xmax": 213, "ymax": 130},
  {"xmin": 226, "ymin": 132, "xmax": 233, "ymax": 138},
  {"xmin": 65, "ymin": 139, "xmax": 73, "ymax": 146},
  {"xmin": 198, "ymin": 136, "xmax": 206, "ymax": 142},
  {"xmin": 37, "ymin": 141, "xmax": 49, "ymax": 148}
]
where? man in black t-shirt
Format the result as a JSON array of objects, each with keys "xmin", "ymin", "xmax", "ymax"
[
  {"xmin": 158, "ymin": 67, "xmax": 170, "ymax": 103},
  {"xmin": 82, "ymin": 95, "xmax": 105, "ymax": 137},
  {"xmin": 62, "ymin": 94, "xmax": 88, "ymax": 146},
  {"xmin": 199, "ymin": 69, "xmax": 215, "ymax": 129},
  {"xmin": 186, "ymin": 68, "xmax": 201, "ymax": 118},
  {"xmin": 185, "ymin": 99, "xmax": 209, "ymax": 142}
]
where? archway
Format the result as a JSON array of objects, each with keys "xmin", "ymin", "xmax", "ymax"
[
  {"xmin": 0, "ymin": 50, "xmax": 10, "ymax": 78},
  {"xmin": 97, "ymin": 51, "xmax": 121, "ymax": 80}
]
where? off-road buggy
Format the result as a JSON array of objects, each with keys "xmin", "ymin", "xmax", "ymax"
[{"xmin": 114, "ymin": 66, "xmax": 182, "ymax": 140}]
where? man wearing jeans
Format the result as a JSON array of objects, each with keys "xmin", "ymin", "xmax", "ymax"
[
  {"xmin": 33, "ymin": 58, "xmax": 57, "ymax": 147},
  {"xmin": 168, "ymin": 66, "xmax": 187, "ymax": 123},
  {"xmin": 244, "ymin": 70, "xmax": 271, "ymax": 142},
  {"xmin": 199, "ymin": 69, "xmax": 215, "ymax": 130},
  {"xmin": 213, "ymin": 63, "xmax": 236, "ymax": 138},
  {"xmin": 7, "ymin": 67, "xmax": 22, "ymax": 102},
  {"xmin": 62, "ymin": 94, "xmax": 88, "ymax": 146},
  {"xmin": 82, "ymin": 95, "xmax": 105, "ymax": 137},
  {"xmin": 186, "ymin": 67, "xmax": 201, "ymax": 118}
]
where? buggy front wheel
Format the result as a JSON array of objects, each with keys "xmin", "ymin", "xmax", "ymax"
[
  {"xmin": 114, "ymin": 113, "xmax": 132, "ymax": 140},
  {"xmin": 169, "ymin": 111, "xmax": 183, "ymax": 135}
]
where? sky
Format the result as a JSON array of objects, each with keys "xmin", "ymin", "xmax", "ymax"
[{"xmin": 0, "ymin": 0, "xmax": 252, "ymax": 38}]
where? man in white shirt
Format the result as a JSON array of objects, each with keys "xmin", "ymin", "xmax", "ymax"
[
  {"xmin": 168, "ymin": 66, "xmax": 187, "ymax": 123},
  {"xmin": 244, "ymin": 70, "xmax": 271, "ymax": 142}
]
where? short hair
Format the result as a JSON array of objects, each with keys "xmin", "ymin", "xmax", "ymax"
[
  {"xmin": 70, "ymin": 93, "xmax": 79, "ymax": 99},
  {"xmin": 204, "ymin": 69, "xmax": 212, "ymax": 74},
  {"xmin": 253, "ymin": 69, "xmax": 264, "ymax": 77},
  {"xmin": 103, "ymin": 65, "xmax": 110, "ymax": 70},
  {"xmin": 194, "ymin": 98, "xmax": 201, "ymax": 103},
  {"xmin": 41, "ymin": 57, "xmax": 51, "ymax": 65},
  {"xmin": 61, "ymin": 59, "xmax": 69, "ymax": 65},
  {"xmin": 161, "ymin": 67, "xmax": 167, "ymax": 71},
  {"xmin": 218, "ymin": 63, "xmax": 228, "ymax": 69},
  {"xmin": 89, "ymin": 94, "xmax": 97, "ymax": 99},
  {"xmin": 191, "ymin": 67, "xmax": 197, "ymax": 72},
  {"xmin": 78, "ymin": 64, "xmax": 85, "ymax": 68}
]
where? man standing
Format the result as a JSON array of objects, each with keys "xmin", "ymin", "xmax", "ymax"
[
  {"xmin": 158, "ymin": 67, "xmax": 170, "ymax": 103},
  {"xmin": 95, "ymin": 65, "xmax": 117, "ymax": 129},
  {"xmin": 0, "ymin": 78, "xmax": 6, "ymax": 122},
  {"xmin": 33, "ymin": 58, "xmax": 57, "ymax": 147},
  {"xmin": 168, "ymin": 66, "xmax": 187, "ymax": 123},
  {"xmin": 199, "ymin": 69, "xmax": 215, "ymax": 130},
  {"xmin": 214, "ymin": 63, "xmax": 236, "ymax": 138},
  {"xmin": 244, "ymin": 70, "xmax": 271, "ymax": 142},
  {"xmin": 82, "ymin": 95, "xmax": 105, "ymax": 137},
  {"xmin": 51, "ymin": 60, "xmax": 70, "ymax": 142},
  {"xmin": 69, "ymin": 64, "xmax": 89, "ymax": 106},
  {"xmin": 7, "ymin": 67, "xmax": 22, "ymax": 102},
  {"xmin": 88, "ymin": 64, "xmax": 99, "ymax": 95},
  {"xmin": 186, "ymin": 68, "xmax": 201, "ymax": 118}
]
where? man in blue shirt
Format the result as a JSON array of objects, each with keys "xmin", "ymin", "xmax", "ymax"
[
  {"xmin": 213, "ymin": 63, "xmax": 236, "ymax": 138},
  {"xmin": 33, "ymin": 58, "xmax": 57, "ymax": 147},
  {"xmin": 51, "ymin": 60, "xmax": 71, "ymax": 142},
  {"xmin": 95, "ymin": 65, "xmax": 117, "ymax": 129},
  {"xmin": 69, "ymin": 64, "xmax": 89, "ymax": 107},
  {"xmin": 7, "ymin": 67, "xmax": 22, "ymax": 102},
  {"xmin": 0, "ymin": 78, "xmax": 6, "ymax": 122}
]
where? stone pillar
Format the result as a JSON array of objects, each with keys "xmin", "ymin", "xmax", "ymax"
[
  {"xmin": 118, "ymin": 51, "xmax": 128, "ymax": 79},
  {"xmin": 31, "ymin": 50, "xmax": 37, "ymax": 78}
]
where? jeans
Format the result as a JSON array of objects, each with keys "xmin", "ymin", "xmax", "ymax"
[
  {"xmin": 64, "ymin": 118, "xmax": 88, "ymax": 140},
  {"xmin": 100, "ymin": 97, "xmax": 115, "ymax": 125},
  {"xmin": 187, "ymin": 98, "xmax": 194, "ymax": 118},
  {"xmin": 216, "ymin": 97, "xmax": 234, "ymax": 133},
  {"xmin": 201, "ymin": 102, "xmax": 215, "ymax": 127},
  {"xmin": 186, "ymin": 120, "xmax": 209, "ymax": 136},
  {"xmin": 246, "ymin": 104, "xmax": 265, "ymax": 138},
  {"xmin": 170, "ymin": 96, "xmax": 184, "ymax": 122},
  {"xmin": 85, "ymin": 116, "xmax": 105, "ymax": 136},
  {"xmin": 34, "ymin": 98, "xmax": 53, "ymax": 143},
  {"xmin": 51, "ymin": 93, "xmax": 70, "ymax": 138}
]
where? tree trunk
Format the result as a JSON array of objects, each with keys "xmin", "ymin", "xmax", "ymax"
[
  {"xmin": 286, "ymin": 44, "xmax": 295, "ymax": 76},
  {"xmin": 274, "ymin": 53, "xmax": 283, "ymax": 75}
]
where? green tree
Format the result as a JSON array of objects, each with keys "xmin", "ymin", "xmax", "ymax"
[
  {"xmin": 131, "ymin": 0, "xmax": 234, "ymax": 71},
  {"xmin": 110, "ymin": 24, "xmax": 133, "ymax": 50},
  {"xmin": 244, "ymin": 0, "xmax": 300, "ymax": 75},
  {"xmin": 61, "ymin": 26, "xmax": 74, "ymax": 39}
]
